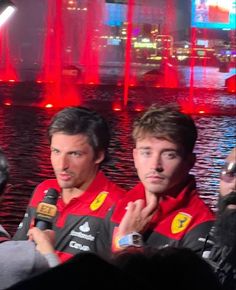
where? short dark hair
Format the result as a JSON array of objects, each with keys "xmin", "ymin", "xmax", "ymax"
[
  {"xmin": 48, "ymin": 106, "xmax": 110, "ymax": 162},
  {"xmin": 132, "ymin": 104, "xmax": 198, "ymax": 154},
  {"xmin": 0, "ymin": 149, "xmax": 9, "ymax": 194}
]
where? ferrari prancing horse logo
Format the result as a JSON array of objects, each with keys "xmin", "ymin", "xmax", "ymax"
[
  {"xmin": 171, "ymin": 212, "xmax": 192, "ymax": 234},
  {"xmin": 90, "ymin": 191, "xmax": 108, "ymax": 211}
]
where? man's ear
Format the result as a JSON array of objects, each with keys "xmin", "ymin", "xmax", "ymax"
[{"xmin": 95, "ymin": 151, "xmax": 105, "ymax": 164}]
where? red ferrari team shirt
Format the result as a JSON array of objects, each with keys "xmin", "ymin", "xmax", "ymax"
[{"xmin": 13, "ymin": 171, "xmax": 125, "ymax": 262}]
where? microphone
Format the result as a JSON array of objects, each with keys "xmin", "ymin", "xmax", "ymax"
[{"xmin": 35, "ymin": 188, "xmax": 59, "ymax": 230}]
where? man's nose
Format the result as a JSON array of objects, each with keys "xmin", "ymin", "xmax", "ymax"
[
  {"xmin": 58, "ymin": 155, "xmax": 69, "ymax": 171},
  {"xmin": 151, "ymin": 155, "xmax": 163, "ymax": 172}
]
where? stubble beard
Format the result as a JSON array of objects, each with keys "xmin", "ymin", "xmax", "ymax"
[{"xmin": 215, "ymin": 191, "xmax": 236, "ymax": 248}]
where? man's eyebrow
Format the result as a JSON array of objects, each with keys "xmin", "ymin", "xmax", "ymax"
[
  {"xmin": 137, "ymin": 146, "xmax": 151, "ymax": 150},
  {"xmin": 136, "ymin": 148, "xmax": 179, "ymax": 153}
]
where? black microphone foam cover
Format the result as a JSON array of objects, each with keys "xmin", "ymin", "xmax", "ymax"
[{"xmin": 35, "ymin": 188, "xmax": 59, "ymax": 230}]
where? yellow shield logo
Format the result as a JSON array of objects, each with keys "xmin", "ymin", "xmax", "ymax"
[
  {"xmin": 90, "ymin": 191, "xmax": 108, "ymax": 211},
  {"xmin": 171, "ymin": 212, "xmax": 192, "ymax": 234}
]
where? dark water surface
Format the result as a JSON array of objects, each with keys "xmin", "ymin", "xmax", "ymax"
[{"xmin": 0, "ymin": 85, "xmax": 235, "ymax": 236}]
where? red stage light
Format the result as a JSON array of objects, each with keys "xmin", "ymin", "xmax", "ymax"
[
  {"xmin": 45, "ymin": 103, "xmax": 53, "ymax": 108},
  {"xmin": 198, "ymin": 110, "xmax": 205, "ymax": 114}
]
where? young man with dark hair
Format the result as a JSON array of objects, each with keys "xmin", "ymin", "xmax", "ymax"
[
  {"xmin": 13, "ymin": 106, "xmax": 125, "ymax": 262},
  {"xmin": 98, "ymin": 104, "xmax": 215, "ymax": 257}
]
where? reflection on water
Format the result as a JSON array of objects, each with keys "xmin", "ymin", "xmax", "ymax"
[
  {"xmin": 179, "ymin": 66, "xmax": 236, "ymax": 89},
  {"xmin": 0, "ymin": 97, "xmax": 235, "ymax": 236}
]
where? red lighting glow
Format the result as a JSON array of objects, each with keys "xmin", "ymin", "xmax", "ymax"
[
  {"xmin": 180, "ymin": 100, "xmax": 210, "ymax": 115},
  {"xmin": 123, "ymin": 0, "xmax": 134, "ymax": 107},
  {"xmin": 225, "ymin": 75, "xmax": 236, "ymax": 93},
  {"xmin": 39, "ymin": 0, "xmax": 81, "ymax": 107},
  {"xmin": 3, "ymin": 101, "xmax": 12, "ymax": 106},
  {"xmin": 79, "ymin": 1, "xmax": 102, "ymax": 85},
  {"xmin": 112, "ymin": 103, "xmax": 122, "ymax": 111},
  {"xmin": 0, "ymin": 27, "xmax": 18, "ymax": 82},
  {"xmin": 134, "ymin": 105, "xmax": 144, "ymax": 112},
  {"xmin": 198, "ymin": 110, "xmax": 205, "ymax": 114}
]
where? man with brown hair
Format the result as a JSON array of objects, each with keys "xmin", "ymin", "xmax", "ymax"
[
  {"xmin": 98, "ymin": 104, "xmax": 215, "ymax": 257},
  {"xmin": 13, "ymin": 107, "xmax": 125, "ymax": 263}
]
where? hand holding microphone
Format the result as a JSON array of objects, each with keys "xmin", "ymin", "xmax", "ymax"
[
  {"xmin": 35, "ymin": 188, "xmax": 59, "ymax": 230},
  {"xmin": 29, "ymin": 188, "xmax": 60, "ymax": 265},
  {"xmin": 27, "ymin": 227, "xmax": 60, "ymax": 267},
  {"xmin": 28, "ymin": 227, "xmax": 56, "ymax": 255}
]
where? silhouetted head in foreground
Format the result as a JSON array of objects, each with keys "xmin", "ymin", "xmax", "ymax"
[
  {"xmin": 6, "ymin": 249, "xmax": 221, "ymax": 290},
  {"xmin": 215, "ymin": 147, "xmax": 236, "ymax": 248},
  {"xmin": 0, "ymin": 148, "xmax": 9, "ymax": 195},
  {"xmin": 112, "ymin": 247, "xmax": 222, "ymax": 290}
]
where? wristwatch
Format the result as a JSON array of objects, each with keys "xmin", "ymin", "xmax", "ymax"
[{"xmin": 118, "ymin": 232, "xmax": 143, "ymax": 248}]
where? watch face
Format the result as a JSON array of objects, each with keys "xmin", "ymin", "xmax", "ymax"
[
  {"xmin": 133, "ymin": 234, "xmax": 141, "ymax": 244},
  {"xmin": 118, "ymin": 232, "xmax": 143, "ymax": 248}
]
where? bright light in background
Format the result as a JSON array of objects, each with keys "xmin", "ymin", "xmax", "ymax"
[
  {"xmin": 134, "ymin": 104, "xmax": 144, "ymax": 112},
  {"xmin": 4, "ymin": 101, "xmax": 12, "ymax": 106},
  {"xmin": 198, "ymin": 110, "xmax": 205, "ymax": 114},
  {"xmin": 112, "ymin": 102, "xmax": 122, "ymax": 111},
  {"xmin": 0, "ymin": 1, "xmax": 16, "ymax": 28},
  {"xmin": 45, "ymin": 103, "xmax": 54, "ymax": 108}
]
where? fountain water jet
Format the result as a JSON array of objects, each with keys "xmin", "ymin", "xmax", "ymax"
[{"xmin": 0, "ymin": 27, "xmax": 17, "ymax": 82}]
